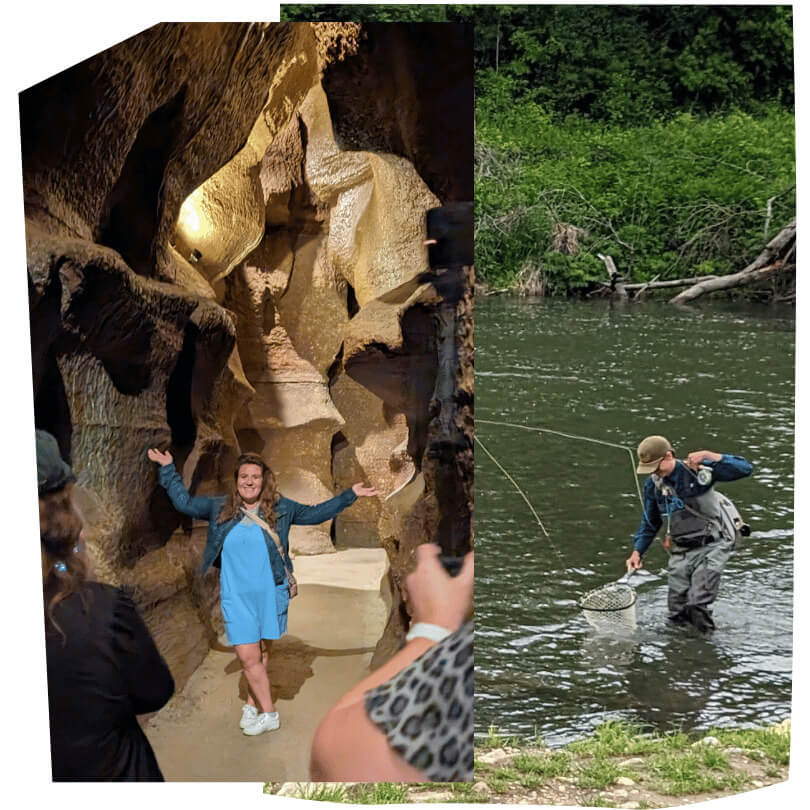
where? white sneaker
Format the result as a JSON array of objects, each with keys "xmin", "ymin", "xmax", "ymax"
[
  {"xmin": 239, "ymin": 704, "xmax": 258, "ymax": 730},
  {"xmin": 243, "ymin": 711, "xmax": 280, "ymax": 736}
]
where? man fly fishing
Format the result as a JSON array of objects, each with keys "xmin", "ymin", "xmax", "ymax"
[{"xmin": 626, "ymin": 435, "xmax": 752, "ymax": 632}]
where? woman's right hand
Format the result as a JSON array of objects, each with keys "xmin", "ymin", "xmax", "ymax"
[
  {"xmin": 147, "ymin": 448, "xmax": 173, "ymax": 467},
  {"xmin": 405, "ymin": 544, "xmax": 473, "ymax": 632}
]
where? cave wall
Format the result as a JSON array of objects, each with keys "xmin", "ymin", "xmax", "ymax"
[{"xmin": 23, "ymin": 21, "xmax": 473, "ymax": 687}]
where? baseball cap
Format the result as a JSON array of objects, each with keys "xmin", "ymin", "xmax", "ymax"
[
  {"xmin": 636, "ymin": 435, "xmax": 673, "ymax": 474},
  {"xmin": 36, "ymin": 430, "xmax": 76, "ymax": 494}
]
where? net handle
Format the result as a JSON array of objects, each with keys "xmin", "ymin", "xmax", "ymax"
[{"xmin": 616, "ymin": 567, "xmax": 638, "ymax": 585}]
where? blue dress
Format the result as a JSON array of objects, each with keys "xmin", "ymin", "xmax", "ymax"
[{"xmin": 219, "ymin": 517, "xmax": 290, "ymax": 645}]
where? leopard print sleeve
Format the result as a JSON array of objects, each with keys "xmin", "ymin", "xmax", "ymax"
[{"xmin": 364, "ymin": 620, "xmax": 473, "ymax": 782}]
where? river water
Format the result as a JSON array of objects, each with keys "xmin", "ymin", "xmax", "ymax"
[{"xmin": 474, "ymin": 296, "xmax": 794, "ymax": 744}]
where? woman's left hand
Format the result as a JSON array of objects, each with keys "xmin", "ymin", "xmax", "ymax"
[{"xmin": 352, "ymin": 483, "xmax": 379, "ymax": 497}]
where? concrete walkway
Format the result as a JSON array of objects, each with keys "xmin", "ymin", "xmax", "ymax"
[{"xmin": 145, "ymin": 548, "xmax": 390, "ymax": 781}]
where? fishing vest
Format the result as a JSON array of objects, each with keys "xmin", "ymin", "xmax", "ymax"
[{"xmin": 653, "ymin": 477, "xmax": 747, "ymax": 548}]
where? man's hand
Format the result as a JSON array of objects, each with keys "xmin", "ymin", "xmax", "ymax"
[
  {"xmin": 147, "ymin": 448, "xmax": 173, "ymax": 466},
  {"xmin": 626, "ymin": 550, "xmax": 643, "ymax": 571},
  {"xmin": 351, "ymin": 483, "xmax": 379, "ymax": 497},
  {"xmin": 406, "ymin": 543, "xmax": 473, "ymax": 632},
  {"xmin": 685, "ymin": 450, "xmax": 722, "ymax": 470}
]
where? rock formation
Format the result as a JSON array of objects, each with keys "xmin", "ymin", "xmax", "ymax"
[{"xmin": 23, "ymin": 22, "xmax": 473, "ymax": 688}]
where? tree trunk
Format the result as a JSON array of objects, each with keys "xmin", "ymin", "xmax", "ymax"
[
  {"xmin": 597, "ymin": 253, "xmax": 627, "ymax": 298},
  {"xmin": 670, "ymin": 220, "xmax": 796, "ymax": 305}
]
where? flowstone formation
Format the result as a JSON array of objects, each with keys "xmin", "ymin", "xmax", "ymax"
[{"xmin": 23, "ymin": 22, "xmax": 473, "ymax": 688}]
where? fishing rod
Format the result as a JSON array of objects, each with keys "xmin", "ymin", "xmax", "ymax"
[{"xmin": 476, "ymin": 418, "xmax": 644, "ymax": 510}]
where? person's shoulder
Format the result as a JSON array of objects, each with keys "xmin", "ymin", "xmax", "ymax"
[{"xmin": 275, "ymin": 496, "xmax": 294, "ymax": 514}]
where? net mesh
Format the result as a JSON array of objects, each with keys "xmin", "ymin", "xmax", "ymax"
[{"xmin": 579, "ymin": 582, "xmax": 637, "ymax": 632}]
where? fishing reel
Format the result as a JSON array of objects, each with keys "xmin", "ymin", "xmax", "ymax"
[{"xmin": 696, "ymin": 466, "xmax": 713, "ymax": 486}]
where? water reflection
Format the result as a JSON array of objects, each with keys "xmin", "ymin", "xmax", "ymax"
[{"xmin": 475, "ymin": 298, "xmax": 794, "ymax": 743}]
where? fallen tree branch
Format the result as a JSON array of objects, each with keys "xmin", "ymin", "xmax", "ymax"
[
  {"xmin": 622, "ymin": 275, "xmax": 718, "ymax": 291},
  {"xmin": 597, "ymin": 253, "xmax": 627, "ymax": 298},
  {"xmin": 670, "ymin": 219, "xmax": 795, "ymax": 304}
]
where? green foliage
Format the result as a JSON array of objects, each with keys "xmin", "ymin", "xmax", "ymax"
[
  {"xmin": 283, "ymin": 6, "xmax": 794, "ymax": 121},
  {"xmin": 646, "ymin": 750, "xmax": 747, "ymax": 795},
  {"xmin": 567, "ymin": 721, "xmax": 663, "ymax": 756},
  {"xmin": 281, "ymin": 5, "xmax": 795, "ymax": 297},
  {"xmin": 711, "ymin": 727, "xmax": 791, "ymax": 766},
  {"xmin": 476, "ymin": 105, "xmax": 795, "ymax": 292},
  {"xmin": 281, "ymin": 4, "xmax": 452, "ymax": 22},
  {"xmin": 348, "ymin": 783, "xmax": 410, "ymax": 804},
  {"xmin": 512, "ymin": 751, "xmax": 572, "ymax": 778},
  {"xmin": 292, "ymin": 783, "xmax": 348, "ymax": 802},
  {"xmin": 576, "ymin": 758, "xmax": 623, "ymax": 789}
]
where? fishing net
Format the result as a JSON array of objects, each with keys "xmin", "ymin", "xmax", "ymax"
[{"xmin": 578, "ymin": 582, "xmax": 637, "ymax": 632}]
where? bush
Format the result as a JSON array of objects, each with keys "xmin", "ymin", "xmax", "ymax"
[{"xmin": 475, "ymin": 104, "xmax": 795, "ymax": 293}]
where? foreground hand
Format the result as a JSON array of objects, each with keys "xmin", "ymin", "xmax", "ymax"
[
  {"xmin": 686, "ymin": 450, "xmax": 721, "ymax": 469},
  {"xmin": 406, "ymin": 543, "xmax": 473, "ymax": 631},
  {"xmin": 626, "ymin": 550, "xmax": 643, "ymax": 571},
  {"xmin": 351, "ymin": 483, "xmax": 379, "ymax": 497},
  {"xmin": 147, "ymin": 447, "xmax": 173, "ymax": 467}
]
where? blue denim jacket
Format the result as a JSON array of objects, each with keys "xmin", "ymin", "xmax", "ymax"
[
  {"xmin": 632, "ymin": 454, "xmax": 752, "ymax": 555},
  {"xmin": 157, "ymin": 463, "xmax": 358, "ymax": 580}
]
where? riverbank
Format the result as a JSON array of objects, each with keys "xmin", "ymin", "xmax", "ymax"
[{"xmin": 266, "ymin": 719, "xmax": 790, "ymax": 806}]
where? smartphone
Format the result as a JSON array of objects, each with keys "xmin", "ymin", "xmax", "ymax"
[{"xmin": 439, "ymin": 555, "xmax": 464, "ymax": 577}]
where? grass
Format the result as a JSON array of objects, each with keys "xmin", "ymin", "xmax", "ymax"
[
  {"xmin": 291, "ymin": 784, "xmax": 348, "ymax": 802},
  {"xmin": 567, "ymin": 720, "xmax": 665, "ymax": 757},
  {"xmin": 646, "ymin": 750, "xmax": 748, "ymax": 796},
  {"xmin": 487, "ymin": 767, "xmax": 520, "ymax": 793},
  {"xmin": 481, "ymin": 725, "xmax": 522, "ymax": 749},
  {"xmin": 267, "ymin": 721, "xmax": 789, "ymax": 805},
  {"xmin": 347, "ymin": 783, "xmax": 410, "ymax": 804},
  {"xmin": 711, "ymin": 727, "xmax": 791, "ymax": 766},
  {"xmin": 512, "ymin": 752, "xmax": 572, "ymax": 778},
  {"xmin": 576, "ymin": 758, "xmax": 624, "ymax": 789}
]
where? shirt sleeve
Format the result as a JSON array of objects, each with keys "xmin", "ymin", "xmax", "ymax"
[
  {"xmin": 290, "ymin": 488, "xmax": 358, "ymax": 525},
  {"xmin": 632, "ymin": 479, "xmax": 662, "ymax": 555},
  {"xmin": 157, "ymin": 463, "xmax": 218, "ymax": 520},
  {"xmin": 364, "ymin": 620, "xmax": 473, "ymax": 782},
  {"xmin": 112, "ymin": 590, "xmax": 175, "ymax": 715},
  {"xmin": 706, "ymin": 453, "xmax": 753, "ymax": 482}
]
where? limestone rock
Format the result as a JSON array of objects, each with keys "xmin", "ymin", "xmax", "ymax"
[
  {"xmin": 23, "ymin": 21, "xmax": 473, "ymax": 693},
  {"xmin": 477, "ymin": 748, "xmax": 514, "ymax": 767}
]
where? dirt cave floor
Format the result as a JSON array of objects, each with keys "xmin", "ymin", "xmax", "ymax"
[{"xmin": 144, "ymin": 548, "xmax": 390, "ymax": 781}]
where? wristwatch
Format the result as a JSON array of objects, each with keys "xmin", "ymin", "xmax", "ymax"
[{"xmin": 405, "ymin": 622, "xmax": 452, "ymax": 643}]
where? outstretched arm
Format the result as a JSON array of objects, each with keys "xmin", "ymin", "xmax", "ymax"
[
  {"xmin": 148, "ymin": 448, "xmax": 216, "ymax": 520},
  {"xmin": 290, "ymin": 482, "xmax": 378, "ymax": 525},
  {"xmin": 627, "ymin": 481, "xmax": 661, "ymax": 569}
]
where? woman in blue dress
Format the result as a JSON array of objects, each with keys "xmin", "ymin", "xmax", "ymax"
[{"xmin": 147, "ymin": 447, "xmax": 377, "ymax": 736}]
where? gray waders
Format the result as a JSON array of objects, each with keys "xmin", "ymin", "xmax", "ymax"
[
  {"xmin": 667, "ymin": 535, "xmax": 735, "ymax": 631},
  {"xmin": 658, "ymin": 486, "xmax": 744, "ymax": 632}
]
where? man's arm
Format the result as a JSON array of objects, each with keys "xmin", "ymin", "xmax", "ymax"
[
  {"xmin": 632, "ymin": 481, "xmax": 662, "ymax": 556},
  {"xmin": 687, "ymin": 450, "xmax": 753, "ymax": 482}
]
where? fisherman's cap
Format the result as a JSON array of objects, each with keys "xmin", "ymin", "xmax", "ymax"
[
  {"xmin": 636, "ymin": 435, "xmax": 673, "ymax": 474},
  {"xmin": 36, "ymin": 430, "xmax": 75, "ymax": 494}
]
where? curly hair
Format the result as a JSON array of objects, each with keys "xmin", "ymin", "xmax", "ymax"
[
  {"xmin": 217, "ymin": 452, "xmax": 281, "ymax": 526},
  {"xmin": 40, "ymin": 484, "xmax": 89, "ymax": 641}
]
